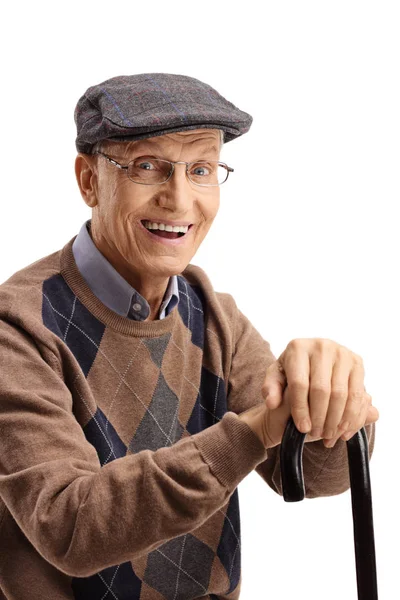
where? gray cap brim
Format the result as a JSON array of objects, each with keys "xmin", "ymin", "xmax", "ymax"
[{"xmin": 74, "ymin": 73, "xmax": 253, "ymax": 154}]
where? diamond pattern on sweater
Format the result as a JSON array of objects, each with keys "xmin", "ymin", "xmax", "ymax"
[
  {"xmin": 187, "ymin": 366, "xmax": 227, "ymax": 434},
  {"xmin": 84, "ymin": 406, "xmax": 127, "ymax": 466},
  {"xmin": 143, "ymin": 333, "xmax": 172, "ymax": 369},
  {"xmin": 42, "ymin": 273, "xmax": 105, "ymax": 377},
  {"xmin": 129, "ymin": 371, "xmax": 184, "ymax": 453},
  {"xmin": 144, "ymin": 533, "xmax": 214, "ymax": 599},
  {"xmin": 176, "ymin": 278, "xmax": 205, "ymax": 350},
  {"xmin": 71, "ymin": 559, "xmax": 142, "ymax": 599},
  {"xmin": 217, "ymin": 491, "xmax": 241, "ymax": 594},
  {"xmin": 37, "ymin": 265, "xmax": 241, "ymax": 599}
]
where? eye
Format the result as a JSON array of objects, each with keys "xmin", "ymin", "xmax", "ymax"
[
  {"xmin": 137, "ymin": 160, "xmax": 156, "ymax": 171},
  {"xmin": 191, "ymin": 163, "xmax": 211, "ymax": 176}
]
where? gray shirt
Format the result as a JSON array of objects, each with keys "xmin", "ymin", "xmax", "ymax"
[{"xmin": 72, "ymin": 219, "xmax": 179, "ymax": 321}]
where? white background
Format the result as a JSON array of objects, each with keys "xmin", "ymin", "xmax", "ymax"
[{"xmin": 1, "ymin": 1, "xmax": 398, "ymax": 598}]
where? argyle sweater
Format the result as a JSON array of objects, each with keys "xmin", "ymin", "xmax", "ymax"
[{"xmin": 0, "ymin": 234, "xmax": 376, "ymax": 600}]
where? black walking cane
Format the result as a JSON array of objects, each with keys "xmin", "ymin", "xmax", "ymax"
[{"xmin": 280, "ymin": 417, "xmax": 378, "ymax": 600}]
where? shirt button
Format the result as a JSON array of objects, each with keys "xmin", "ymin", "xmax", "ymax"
[{"xmin": 132, "ymin": 303, "xmax": 142, "ymax": 312}]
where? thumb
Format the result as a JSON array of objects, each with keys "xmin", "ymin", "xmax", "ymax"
[{"xmin": 262, "ymin": 360, "xmax": 287, "ymax": 410}]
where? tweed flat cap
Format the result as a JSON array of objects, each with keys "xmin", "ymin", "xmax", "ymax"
[{"xmin": 74, "ymin": 73, "xmax": 253, "ymax": 154}]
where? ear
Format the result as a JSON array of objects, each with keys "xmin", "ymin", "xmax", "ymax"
[{"xmin": 75, "ymin": 153, "xmax": 98, "ymax": 207}]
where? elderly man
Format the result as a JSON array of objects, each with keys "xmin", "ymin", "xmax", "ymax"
[{"xmin": 0, "ymin": 73, "xmax": 378, "ymax": 600}]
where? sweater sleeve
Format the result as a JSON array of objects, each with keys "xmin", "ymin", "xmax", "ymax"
[
  {"xmin": 226, "ymin": 299, "xmax": 377, "ymax": 499},
  {"xmin": 0, "ymin": 316, "xmax": 268, "ymax": 578}
]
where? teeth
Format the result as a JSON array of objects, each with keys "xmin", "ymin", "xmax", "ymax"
[{"xmin": 143, "ymin": 221, "xmax": 189, "ymax": 233}]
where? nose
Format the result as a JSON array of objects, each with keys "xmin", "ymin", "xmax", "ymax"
[{"xmin": 158, "ymin": 162, "xmax": 194, "ymax": 211}]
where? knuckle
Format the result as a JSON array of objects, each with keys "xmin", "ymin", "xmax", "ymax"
[
  {"xmin": 344, "ymin": 419, "xmax": 357, "ymax": 433},
  {"xmin": 349, "ymin": 389, "xmax": 365, "ymax": 406},
  {"xmin": 344, "ymin": 406, "xmax": 366, "ymax": 431},
  {"xmin": 330, "ymin": 385, "xmax": 348, "ymax": 401},
  {"xmin": 289, "ymin": 379, "xmax": 309, "ymax": 393},
  {"xmin": 311, "ymin": 419, "xmax": 326, "ymax": 431},
  {"xmin": 310, "ymin": 382, "xmax": 330, "ymax": 395},
  {"xmin": 287, "ymin": 339, "xmax": 302, "ymax": 352},
  {"xmin": 337, "ymin": 347, "xmax": 351, "ymax": 362},
  {"xmin": 315, "ymin": 338, "xmax": 328, "ymax": 352}
]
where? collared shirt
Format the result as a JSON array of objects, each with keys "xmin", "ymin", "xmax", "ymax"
[{"xmin": 72, "ymin": 219, "xmax": 179, "ymax": 321}]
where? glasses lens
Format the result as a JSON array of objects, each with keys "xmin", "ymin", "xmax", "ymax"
[
  {"xmin": 127, "ymin": 157, "xmax": 229, "ymax": 185},
  {"xmin": 188, "ymin": 161, "xmax": 228, "ymax": 186},
  {"xmin": 128, "ymin": 157, "xmax": 172, "ymax": 184}
]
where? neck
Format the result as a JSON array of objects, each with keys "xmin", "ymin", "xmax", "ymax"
[{"xmin": 88, "ymin": 222, "xmax": 169, "ymax": 320}]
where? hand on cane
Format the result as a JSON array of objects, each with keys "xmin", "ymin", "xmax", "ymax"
[{"xmin": 238, "ymin": 338, "xmax": 379, "ymax": 449}]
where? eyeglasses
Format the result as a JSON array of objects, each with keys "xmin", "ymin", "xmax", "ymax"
[{"xmin": 94, "ymin": 152, "xmax": 234, "ymax": 187}]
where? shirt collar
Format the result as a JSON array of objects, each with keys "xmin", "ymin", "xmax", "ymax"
[{"xmin": 72, "ymin": 219, "xmax": 179, "ymax": 320}]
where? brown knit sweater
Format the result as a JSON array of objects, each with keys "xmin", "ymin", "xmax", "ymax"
[{"xmin": 0, "ymin": 234, "xmax": 375, "ymax": 600}]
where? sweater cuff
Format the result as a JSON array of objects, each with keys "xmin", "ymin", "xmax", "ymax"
[{"xmin": 192, "ymin": 411, "xmax": 269, "ymax": 490}]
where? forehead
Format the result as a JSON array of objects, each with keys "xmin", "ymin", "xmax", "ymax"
[{"xmin": 111, "ymin": 129, "xmax": 220, "ymax": 156}]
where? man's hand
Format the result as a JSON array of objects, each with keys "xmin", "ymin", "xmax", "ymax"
[{"xmin": 238, "ymin": 338, "xmax": 379, "ymax": 449}]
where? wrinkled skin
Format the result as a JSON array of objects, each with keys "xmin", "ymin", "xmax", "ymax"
[{"xmin": 75, "ymin": 129, "xmax": 222, "ymax": 321}]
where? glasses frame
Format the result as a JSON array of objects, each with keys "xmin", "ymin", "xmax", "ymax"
[{"xmin": 94, "ymin": 151, "xmax": 234, "ymax": 187}]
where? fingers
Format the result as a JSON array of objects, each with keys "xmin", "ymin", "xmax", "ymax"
[
  {"xmin": 264, "ymin": 339, "xmax": 380, "ymax": 450},
  {"xmin": 262, "ymin": 360, "xmax": 287, "ymax": 410},
  {"xmin": 339, "ymin": 396, "xmax": 378, "ymax": 442},
  {"xmin": 282, "ymin": 341, "xmax": 312, "ymax": 432},
  {"xmin": 314, "ymin": 353, "xmax": 358, "ymax": 444},
  {"xmin": 336, "ymin": 358, "xmax": 365, "ymax": 433},
  {"xmin": 366, "ymin": 404, "xmax": 380, "ymax": 423},
  {"xmin": 308, "ymin": 343, "xmax": 338, "ymax": 438}
]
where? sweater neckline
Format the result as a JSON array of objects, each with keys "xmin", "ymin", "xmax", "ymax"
[{"xmin": 60, "ymin": 236, "xmax": 178, "ymax": 337}]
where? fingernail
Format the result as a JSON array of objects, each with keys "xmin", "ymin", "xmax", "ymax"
[
  {"xmin": 325, "ymin": 438, "xmax": 336, "ymax": 448},
  {"xmin": 299, "ymin": 418, "xmax": 311, "ymax": 433},
  {"xmin": 343, "ymin": 431, "xmax": 355, "ymax": 441}
]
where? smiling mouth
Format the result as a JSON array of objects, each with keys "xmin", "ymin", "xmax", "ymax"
[{"xmin": 141, "ymin": 221, "xmax": 192, "ymax": 239}]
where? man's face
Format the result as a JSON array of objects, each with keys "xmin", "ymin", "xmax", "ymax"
[{"xmin": 78, "ymin": 129, "xmax": 221, "ymax": 286}]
